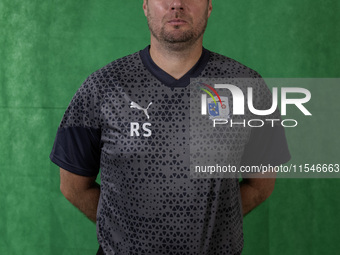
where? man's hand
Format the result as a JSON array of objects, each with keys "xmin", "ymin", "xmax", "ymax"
[
  {"xmin": 239, "ymin": 173, "xmax": 276, "ymax": 216},
  {"xmin": 59, "ymin": 168, "xmax": 100, "ymax": 223}
]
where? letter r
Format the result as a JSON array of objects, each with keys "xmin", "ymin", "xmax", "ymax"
[{"xmin": 130, "ymin": 122, "xmax": 140, "ymax": 137}]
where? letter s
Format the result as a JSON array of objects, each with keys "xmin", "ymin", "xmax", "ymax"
[{"xmin": 142, "ymin": 123, "xmax": 152, "ymax": 137}]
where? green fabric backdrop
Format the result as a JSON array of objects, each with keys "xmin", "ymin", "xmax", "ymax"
[{"xmin": 1, "ymin": 0, "xmax": 339, "ymax": 254}]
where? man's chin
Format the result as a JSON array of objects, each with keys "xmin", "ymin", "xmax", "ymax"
[
  {"xmin": 161, "ymin": 30, "xmax": 195, "ymax": 44},
  {"xmin": 162, "ymin": 39, "xmax": 198, "ymax": 52}
]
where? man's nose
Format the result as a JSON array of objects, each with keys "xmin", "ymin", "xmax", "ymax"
[{"xmin": 169, "ymin": 0, "xmax": 185, "ymax": 10}]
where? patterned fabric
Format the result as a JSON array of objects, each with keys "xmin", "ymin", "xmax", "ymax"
[{"xmin": 50, "ymin": 46, "xmax": 290, "ymax": 255}]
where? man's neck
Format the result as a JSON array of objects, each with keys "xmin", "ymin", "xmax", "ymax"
[{"xmin": 149, "ymin": 38, "xmax": 203, "ymax": 80}]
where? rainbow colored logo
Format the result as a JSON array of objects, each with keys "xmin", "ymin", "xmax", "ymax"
[
  {"xmin": 199, "ymin": 83, "xmax": 223, "ymax": 107},
  {"xmin": 199, "ymin": 82, "xmax": 230, "ymax": 120}
]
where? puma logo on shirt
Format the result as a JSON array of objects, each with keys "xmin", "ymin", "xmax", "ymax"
[{"xmin": 130, "ymin": 101, "xmax": 153, "ymax": 119}]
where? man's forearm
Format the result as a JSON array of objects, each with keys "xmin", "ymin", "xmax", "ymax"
[
  {"xmin": 240, "ymin": 181, "xmax": 264, "ymax": 216},
  {"xmin": 64, "ymin": 182, "xmax": 100, "ymax": 223},
  {"xmin": 239, "ymin": 178, "xmax": 275, "ymax": 216}
]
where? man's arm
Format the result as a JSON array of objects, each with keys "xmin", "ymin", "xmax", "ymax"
[
  {"xmin": 59, "ymin": 168, "xmax": 100, "ymax": 223},
  {"xmin": 239, "ymin": 177, "xmax": 276, "ymax": 216}
]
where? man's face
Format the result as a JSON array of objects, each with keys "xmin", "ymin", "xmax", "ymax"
[{"xmin": 143, "ymin": 0, "xmax": 212, "ymax": 49}]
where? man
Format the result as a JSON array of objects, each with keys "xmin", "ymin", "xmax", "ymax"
[{"xmin": 50, "ymin": 0, "xmax": 290, "ymax": 254}]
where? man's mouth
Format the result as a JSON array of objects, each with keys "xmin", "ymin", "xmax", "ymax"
[{"xmin": 167, "ymin": 19, "xmax": 187, "ymax": 26}]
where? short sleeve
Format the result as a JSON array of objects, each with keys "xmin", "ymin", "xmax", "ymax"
[
  {"xmin": 50, "ymin": 75, "xmax": 102, "ymax": 177},
  {"xmin": 240, "ymin": 77, "xmax": 291, "ymax": 167},
  {"xmin": 240, "ymin": 125, "xmax": 291, "ymax": 167}
]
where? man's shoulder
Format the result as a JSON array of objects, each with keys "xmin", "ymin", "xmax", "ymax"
[{"xmin": 206, "ymin": 50, "xmax": 261, "ymax": 78}]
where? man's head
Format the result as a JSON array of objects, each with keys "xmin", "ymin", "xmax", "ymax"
[{"xmin": 143, "ymin": 0, "xmax": 213, "ymax": 51}]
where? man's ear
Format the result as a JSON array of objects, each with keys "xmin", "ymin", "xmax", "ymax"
[
  {"xmin": 143, "ymin": 0, "xmax": 148, "ymax": 17},
  {"xmin": 208, "ymin": 0, "xmax": 213, "ymax": 18}
]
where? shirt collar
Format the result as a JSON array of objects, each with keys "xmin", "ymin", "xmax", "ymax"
[{"xmin": 139, "ymin": 45, "xmax": 210, "ymax": 88}]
